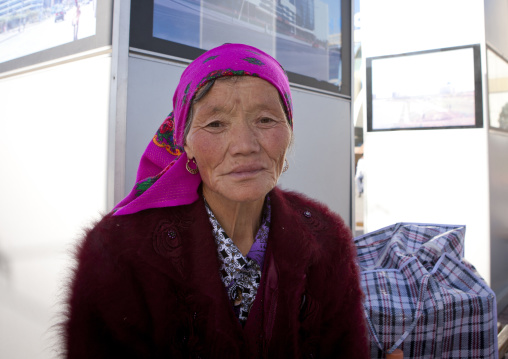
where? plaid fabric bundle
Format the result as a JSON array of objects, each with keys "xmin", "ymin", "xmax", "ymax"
[{"xmin": 354, "ymin": 223, "xmax": 498, "ymax": 359}]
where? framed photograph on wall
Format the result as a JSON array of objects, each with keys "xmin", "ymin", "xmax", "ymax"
[
  {"xmin": 366, "ymin": 44, "xmax": 483, "ymax": 132},
  {"xmin": 129, "ymin": 0, "xmax": 351, "ymax": 96},
  {"xmin": 0, "ymin": 0, "xmax": 113, "ymax": 74}
]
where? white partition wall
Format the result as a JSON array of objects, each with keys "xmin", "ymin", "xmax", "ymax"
[
  {"xmin": 124, "ymin": 55, "xmax": 186, "ymax": 198},
  {"xmin": 363, "ymin": 129, "xmax": 490, "ymax": 277},
  {"xmin": 0, "ymin": 1, "xmax": 114, "ymax": 357},
  {"xmin": 361, "ymin": 0, "xmax": 508, "ymax": 312},
  {"xmin": 0, "ymin": 52, "xmax": 112, "ymax": 359}
]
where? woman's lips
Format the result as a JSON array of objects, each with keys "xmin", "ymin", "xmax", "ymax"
[{"xmin": 227, "ymin": 165, "xmax": 264, "ymax": 178}]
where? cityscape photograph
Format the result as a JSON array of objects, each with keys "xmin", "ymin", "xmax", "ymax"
[{"xmin": 0, "ymin": 0, "xmax": 97, "ymax": 64}]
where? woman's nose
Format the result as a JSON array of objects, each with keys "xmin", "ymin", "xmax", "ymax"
[{"xmin": 229, "ymin": 120, "xmax": 260, "ymax": 155}]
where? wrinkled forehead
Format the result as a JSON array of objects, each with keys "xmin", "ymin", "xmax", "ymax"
[
  {"xmin": 193, "ymin": 76, "xmax": 287, "ymax": 117},
  {"xmin": 171, "ymin": 44, "xmax": 293, "ymax": 145}
]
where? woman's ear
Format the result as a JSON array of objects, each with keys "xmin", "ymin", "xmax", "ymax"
[{"xmin": 184, "ymin": 143, "xmax": 194, "ymax": 159}]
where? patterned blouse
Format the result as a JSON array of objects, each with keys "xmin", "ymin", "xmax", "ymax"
[{"xmin": 205, "ymin": 197, "xmax": 271, "ymax": 324}]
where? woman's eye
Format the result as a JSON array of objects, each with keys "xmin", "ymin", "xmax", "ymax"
[
  {"xmin": 260, "ymin": 117, "xmax": 275, "ymax": 124},
  {"xmin": 206, "ymin": 121, "xmax": 223, "ymax": 128}
]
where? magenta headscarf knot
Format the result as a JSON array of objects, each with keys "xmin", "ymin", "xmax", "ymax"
[{"xmin": 113, "ymin": 43, "xmax": 293, "ymax": 216}]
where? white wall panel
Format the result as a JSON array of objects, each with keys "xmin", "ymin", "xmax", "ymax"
[
  {"xmin": 362, "ymin": 0, "xmax": 485, "ymax": 58},
  {"xmin": 363, "ymin": 129, "xmax": 491, "ymax": 281},
  {"xmin": 125, "ymin": 55, "xmax": 186, "ymax": 195},
  {"xmin": 0, "ymin": 54, "xmax": 111, "ymax": 358},
  {"xmin": 0, "ymin": 56, "xmax": 111, "ymax": 249}
]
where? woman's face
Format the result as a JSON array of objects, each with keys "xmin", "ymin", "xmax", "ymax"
[{"xmin": 184, "ymin": 76, "xmax": 292, "ymax": 205}]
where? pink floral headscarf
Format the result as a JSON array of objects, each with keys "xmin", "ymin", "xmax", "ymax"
[{"xmin": 113, "ymin": 43, "xmax": 293, "ymax": 216}]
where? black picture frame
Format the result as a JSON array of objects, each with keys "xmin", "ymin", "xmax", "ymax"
[
  {"xmin": 129, "ymin": 0, "xmax": 351, "ymax": 97},
  {"xmin": 366, "ymin": 44, "xmax": 483, "ymax": 132}
]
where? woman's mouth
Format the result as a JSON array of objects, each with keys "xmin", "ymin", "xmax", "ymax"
[{"xmin": 228, "ymin": 165, "xmax": 264, "ymax": 178}]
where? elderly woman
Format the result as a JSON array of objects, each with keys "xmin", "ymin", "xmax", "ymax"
[{"xmin": 64, "ymin": 43, "xmax": 368, "ymax": 358}]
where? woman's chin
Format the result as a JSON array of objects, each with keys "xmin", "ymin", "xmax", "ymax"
[{"xmin": 204, "ymin": 182, "xmax": 275, "ymax": 205}]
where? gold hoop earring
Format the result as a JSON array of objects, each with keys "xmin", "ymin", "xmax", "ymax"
[
  {"xmin": 282, "ymin": 159, "xmax": 289, "ymax": 173},
  {"xmin": 186, "ymin": 158, "xmax": 199, "ymax": 175}
]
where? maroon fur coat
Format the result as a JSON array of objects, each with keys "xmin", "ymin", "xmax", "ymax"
[{"xmin": 64, "ymin": 187, "xmax": 369, "ymax": 358}]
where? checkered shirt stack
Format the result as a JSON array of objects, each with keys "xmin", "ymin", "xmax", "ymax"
[{"xmin": 355, "ymin": 223, "xmax": 498, "ymax": 359}]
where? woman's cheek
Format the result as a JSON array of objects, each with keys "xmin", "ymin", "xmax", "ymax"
[
  {"xmin": 268, "ymin": 127, "xmax": 291, "ymax": 154},
  {"xmin": 193, "ymin": 133, "xmax": 221, "ymax": 156}
]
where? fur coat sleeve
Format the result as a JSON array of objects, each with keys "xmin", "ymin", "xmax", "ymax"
[{"xmin": 63, "ymin": 187, "xmax": 369, "ymax": 358}]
